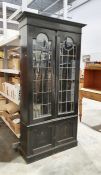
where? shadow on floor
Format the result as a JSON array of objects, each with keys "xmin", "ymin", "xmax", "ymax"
[
  {"xmin": 0, "ymin": 120, "xmax": 19, "ymax": 162},
  {"xmin": 82, "ymin": 122, "xmax": 101, "ymax": 133},
  {"xmin": 92, "ymin": 124, "xmax": 101, "ymax": 132}
]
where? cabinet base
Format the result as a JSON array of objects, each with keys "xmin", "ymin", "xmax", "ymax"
[{"xmin": 20, "ymin": 140, "xmax": 77, "ymax": 164}]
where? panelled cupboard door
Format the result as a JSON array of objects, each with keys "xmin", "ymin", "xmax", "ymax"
[
  {"xmin": 29, "ymin": 27, "xmax": 56, "ymax": 122},
  {"xmin": 55, "ymin": 31, "xmax": 81, "ymax": 118},
  {"xmin": 32, "ymin": 123, "xmax": 56, "ymax": 154},
  {"xmin": 55, "ymin": 117, "xmax": 77, "ymax": 147}
]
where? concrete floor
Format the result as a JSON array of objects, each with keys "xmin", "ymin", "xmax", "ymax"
[
  {"xmin": 0, "ymin": 99, "xmax": 101, "ymax": 175},
  {"xmin": 0, "ymin": 122, "xmax": 18, "ymax": 162},
  {"xmin": 82, "ymin": 99, "xmax": 101, "ymax": 131}
]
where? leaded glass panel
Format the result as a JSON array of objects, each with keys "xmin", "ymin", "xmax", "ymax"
[
  {"xmin": 33, "ymin": 33, "xmax": 52, "ymax": 119},
  {"xmin": 58, "ymin": 37, "xmax": 76, "ymax": 114}
]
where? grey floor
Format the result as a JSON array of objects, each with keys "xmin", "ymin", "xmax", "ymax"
[
  {"xmin": 0, "ymin": 121, "xmax": 19, "ymax": 162},
  {"xmin": 82, "ymin": 99, "xmax": 101, "ymax": 131},
  {"xmin": 0, "ymin": 99, "xmax": 101, "ymax": 175}
]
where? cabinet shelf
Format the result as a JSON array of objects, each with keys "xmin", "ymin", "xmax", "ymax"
[
  {"xmin": 81, "ymin": 88, "xmax": 101, "ymax": 94},
  {"xmin": 84, "ymin": 66, "xmax": 101, "ymax": 91},
  {"xmin": 85, "ymin": 64, "xmax": 101, "ymax": 70},
  {"xmin": 0, "ymin": 91, "xmax": 20, "ymax": 105},
  {"xmin": 0, "ymin": 69, "xmax": 20, "ymax": 74},
  {"xmin": 1, "ymin": 116, "xmax": 20, "ymax": 138}
]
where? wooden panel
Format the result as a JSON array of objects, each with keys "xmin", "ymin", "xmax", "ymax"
[
  {"xmin": 79, "ymin": 78, "xmax": 84, "ymax": 89},
  {"xmin": 1, "ymin": 116, "xmax": 20, "ymax": 138},
  {"xmin": 84, "ymin": 69, "xmax": 94, "ymax": 89},
  {"xmin": 80, "ymin": 88, "xmax": 101, "ymax": 102},
  {"xmin": 84, "ymin": 69, "xmax": 101, "ymax": 91},
  {"xmin": 85, "ymin": 64, "xmax": 101, "ymax": 70},
  {"xmin": 93, "ymin": 71, "xmax": 101, "ymax": 90},
  {"xmin": 55, "ymin": 118, "xmax": 75, "ymax": 146},
  {"xmin": 32, "ymin": 124, "xmax": 54, "ymax": 154}
]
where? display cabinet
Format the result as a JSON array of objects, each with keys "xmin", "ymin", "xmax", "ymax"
[{"xmin": 17, "ymin": 12, "xmax": 85, "ymax": 163}]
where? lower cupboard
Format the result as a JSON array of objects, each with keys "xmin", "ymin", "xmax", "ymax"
[{"xmin": 20, "ymin": 116, "xmax": 77, "ymax": 163}]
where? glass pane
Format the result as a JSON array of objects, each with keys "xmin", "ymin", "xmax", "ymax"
[
  {"xmin": 33, "ymin": 33, "xmax": 52, "ymax": 119},
  {"xmin": 58, "ymin": 37, "xmax": 76, "ymax": 114}
]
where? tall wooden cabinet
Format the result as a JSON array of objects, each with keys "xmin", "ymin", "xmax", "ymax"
[{"xmin": 17, "ymin": 12, "xmax": 85, "ymax": 163}]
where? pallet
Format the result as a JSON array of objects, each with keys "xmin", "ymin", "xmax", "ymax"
[{"xmin": 1, "ymin": 112, "xmax": 20, "ymax": 138}]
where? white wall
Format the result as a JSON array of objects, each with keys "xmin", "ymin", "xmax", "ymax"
[
  {"xmin": 69, "ymin": 0, "xmax": 101, "ymax": 67},
  {"xmin": 0, "ymin": 30, "xmax": 19, "ymax": 43}
]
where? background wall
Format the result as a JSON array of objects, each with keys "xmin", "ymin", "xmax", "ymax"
[{"xmin": 69, "ymin": 0, "xmax": 101, "ymax": 68}]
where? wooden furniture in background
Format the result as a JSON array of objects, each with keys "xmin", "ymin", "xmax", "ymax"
[
  {"xmin": 79, "ymin": 78, "xmax": 84, "ymax": 89},
  {"xmin": 79, "ymin": 69, "xmax": 84, "ymax": 89},
  {"xmin": 79, "ymin": 63, "xmax": 101, "ymax": 121}
]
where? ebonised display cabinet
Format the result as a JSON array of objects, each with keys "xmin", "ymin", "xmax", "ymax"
[{"xmin": 17, "ymin": 12, "xmax": 85, "ymax": 163}]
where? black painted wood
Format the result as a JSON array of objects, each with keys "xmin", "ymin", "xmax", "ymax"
[{"xmin": 18, "ymin": 12, "xmax": 85, "ymax": 163}]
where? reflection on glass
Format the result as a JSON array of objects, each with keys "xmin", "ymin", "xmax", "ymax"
[
  {"xmin": 33, "ymin": 33, "xmax": 52, "ymax": 119},
  {"xmin": 58, "ymin": 37, "xmax": 76, "ymax": 114}
]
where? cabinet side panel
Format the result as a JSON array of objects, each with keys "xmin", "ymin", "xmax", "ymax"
[{"xmin": 20, "ymin": 25, "xmax": 33, "ymax": 124}]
